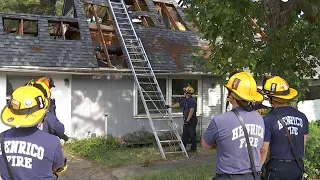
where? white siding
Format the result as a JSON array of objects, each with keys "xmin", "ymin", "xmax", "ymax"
[
  {"xmin": 201, "ymin": 76, "xmax": 223, "ymax": 132},
  {"xmin": 4, "ymin": 74, "xmax": 72, "ymax": 136}
]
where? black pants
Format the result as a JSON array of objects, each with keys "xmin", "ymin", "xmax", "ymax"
[
  {"xmin": 182, "ymin": 118, "xmax": 198, "ymax": 151},
  {"xmin": 264, "ymin": 159, "xmax": 303, "ymax": 180}
]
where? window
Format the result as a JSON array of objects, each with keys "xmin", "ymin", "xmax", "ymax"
[
  {"xmin": 135, "ymin": 77, "xmax": 201, "ymax": 116},
  {"xmin": 137, "ymin": 78, "xmax": 166, "ymax": 114},
  {"xmin": 48, "ymin": 21, "xmax": 80, "ymax": 40},
  {"xmin": 171, "ymin": 79, "xmax": 198, "ymax": 113},
  {"xmin": 3, "ymin": 18, "xmax": 38, "ymax": 37}
]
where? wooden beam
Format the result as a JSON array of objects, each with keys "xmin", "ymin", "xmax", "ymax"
[
  {"xmin": 90, "ymin": 5, "xmax": 114, "ymax": 68},
  {"xmin": 60, "ymin": 22, "xmax": 66, "ymax": 40},
  {"xmin": 19, "ymin": 19, "xmax": 23, "ymax": 35},
  {"xmin": 160, "ymin": 3, "xmax": 179, "ymax": 30},
  {"xmin": 133, "ymin": 0, "xmax": 149, "ymax": 26}
]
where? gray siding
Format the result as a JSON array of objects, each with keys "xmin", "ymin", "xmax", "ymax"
[{"xmin": 71, "ymin": 74, "xmax": 223, "ymax": 138}]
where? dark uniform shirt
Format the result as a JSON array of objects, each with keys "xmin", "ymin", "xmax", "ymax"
[
  {"xmin": 264, "ymin": 106, "xmax": 309, "ymax": 159},
  {"xmin": 179, "ymin": 97, "xmax": 197, "ymax": 120}
]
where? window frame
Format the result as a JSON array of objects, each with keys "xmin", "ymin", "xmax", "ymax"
[{"xmin": 134, "ymin": 76, "xmax": 202, "ymax": 117}]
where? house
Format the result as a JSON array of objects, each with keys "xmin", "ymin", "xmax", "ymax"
[{"xmin": 0, "ymin": 0, "xmax": 225, "ymax": 139}]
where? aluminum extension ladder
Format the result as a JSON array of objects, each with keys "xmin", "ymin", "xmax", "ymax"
[{"xmin": 107, "ymin": 0, "xmax": 188, "ymax": 159}]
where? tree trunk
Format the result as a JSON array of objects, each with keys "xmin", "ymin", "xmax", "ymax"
[
  {"xmin": 296, "ymin": 0, "xmax": 319, "ymax": 23},
  {"xmin": 262, "ymin": 0, "xmax": 296, "ymax": 35}
]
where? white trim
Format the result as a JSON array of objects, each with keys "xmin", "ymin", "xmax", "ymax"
[
  {"xmin": 169, "ymin": 76, "xmax": 202, "ymax": 116},
  {"xmin": 133, "ymin": 81, "xmax": 137, "ymax": 116},
  {"xmin": 133, "ymin": 76, "xmax": 203, "ymax": 116},
  {"xmin": 133, "ymin": 77, "xmax": 169, "ymax": 116}
]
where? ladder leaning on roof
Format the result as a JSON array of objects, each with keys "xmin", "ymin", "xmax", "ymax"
[{"xmin": 106, "ymin": 0, "xmax": 188, "ymax": 159}]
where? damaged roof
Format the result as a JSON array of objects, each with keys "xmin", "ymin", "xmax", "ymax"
[{"xmin": 0, "ymin": 0, "xmax": 207, "ymax": 73}]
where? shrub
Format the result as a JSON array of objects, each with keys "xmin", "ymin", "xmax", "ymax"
[
  {"xmin": 65, "ymin": 135, "xmax": 121, "ymax": 159},
  {"xmin": 305, "ymin": 122, "xmax": 320, "ymax": 179},
  {"xmin": 123, "ymin": 127, "xmax": 156, "ymax": 146}
]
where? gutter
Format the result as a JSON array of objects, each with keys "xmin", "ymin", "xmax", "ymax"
[{"xmin": 0, "ymin": 66, "xmax": 215, "ymax": 76}]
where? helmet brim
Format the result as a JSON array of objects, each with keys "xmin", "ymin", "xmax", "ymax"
[
  {"xmin": 226, "ymin": 86, "xmax": 264, "ymax": 102},
  {"xmin": 1, "ymin": 98, "xmax": 50, "ymax": 128},
  {"xmin": 262, "ymin": 87, "xmax": 298, "ymax": 100}
]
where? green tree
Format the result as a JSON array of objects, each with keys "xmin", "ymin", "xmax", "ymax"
[
  {"xmin": 0, "ymin": 0, "xmax": 64, "ymax": 16},
  {"xmin": 186, "ymin": 0, "xmax": 320, "ymax": 99}
]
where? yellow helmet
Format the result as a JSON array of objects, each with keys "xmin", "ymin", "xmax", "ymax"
[
  {"xmin": 25, "ymin": 80, "xmax": 51, "ymax": 98},
  {"xmin": 225, "ymin": 72, "xmax": 263, "ymax": 102},
  {"xmin": 37, "ymin": 76, "xmax": 55, "ymax": 89},
  {"xmin": 1, "ymin": 85, "xmax": 50, "ymax": 128},
  {"xmin": 183, "ymin": 85, "xmax": 195, "ymax": 94},
  {"xmin": 261, "ymin": 76, "xmax": 298, "ymax": 100}
]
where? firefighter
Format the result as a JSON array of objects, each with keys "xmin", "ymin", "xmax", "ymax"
[
  {"xmin": 26, "ymin": 79, "xmax": 68, "ymax": 179},
  {"xmin": 260, "ymin": 76, "xmax": 309, "ymax": 180},
  {"xmin": 0, "ymin": 85, "xmax": 65, "ymax": 180},
  {"xmin": 202, "ymin": 72, "xmax": 265, "ymax": 180},
  {"xmin": 166, "ymin": 85, "xmax": 198, "ymax": 153},
  {"xmin": 26, "ymin": 78, "xmax": 67, "ymax": 141},
  {"xmin": 37, "ymin": 76, "xmax": 57, "ymax": 114}
]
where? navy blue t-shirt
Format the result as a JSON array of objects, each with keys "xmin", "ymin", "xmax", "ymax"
[
  {"xmin": 264, "ymin": 106, "xmax": 309, "ymax": 160},
  {"xmin": 179, "ymin": 97, "xmax": 197, "ymax": 120},
  {"xmin": 0, "ymin": 127, "xmax": 64, "ymax": 180},
  {"xmin": 38, "ymin": 111, "xmax": 65, "ymax": 138}
]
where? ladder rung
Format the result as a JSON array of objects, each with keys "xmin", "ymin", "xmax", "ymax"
[
  {"xmin": 145, "ymin": 99, "xmax": 162, "ymax": 102},
  {"xmin": 165, "ymin": 151, "xmax": 184, "ymax": 154},
  {"xmin": 116, "ymin": 17, "xmax": 129, "ymax": 20},
  {"xmin": 129, "ymin": 51, "xmax": 143, "ymax": 54},
  {"xmin": 118, "ymin": 23, "xmax": 131, "ymax": 25},
  {"xmin": 141, "ymin": 90, "xmax": 160, "ymax": 93},
  {"xmin": 111, "ymin": 2, "xmax": 123, "ymax": 5},
  {"xmin": 139, "ymin": 82, "xmax": 156, "ymax": 84},
  {"xmin": 133, "ymin": 66, "xmax": 150, "ymax": 69},
  {"xmin": 131, "ymin": 60, "xmax": 147, "ymax": 63},
  {"xmin": 122, "ymin": 34, "xmax": 136, "ymax": 36},
  {"xmin": 120, "ymin": 28, "xmax": 133, "ymax": 31},
  {"xmin": 160, "ymin": 140, "xmax": 180, "ymax": 143},
  {"xmin": 130, "ymin": 58, "xmax": 144, "ymax": 60},
  {"xmin": 156, "ymin": 129, "xmax": 172, "ymax": 132},
  {"xmin": 112, "ymin": 7, "xmax": 124, "ymax": 10},
  {"xmin": 124, "ymin": 39, "xmax": 138, "ymax": 42},
  {"xmin": 114, "ymin": 10, "xmax": 126, "ymax": 13},
  {"xmin": 135, "ymin": 73, "xmax": 153, "ymax": 76},
  {"xmin": 126, "ymin": 46, "xmax": 141, "ymax": 49}
]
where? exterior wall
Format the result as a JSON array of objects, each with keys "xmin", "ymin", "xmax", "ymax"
[
  {"xmin": 71, "ymin": 74, "xmax": 223, "ymax": 139},
  {"xmin": 0, "ymin": 73, "xmax": 8, "ymax": 133},
  {"xmin": 71, "ymin": 75, "xmax": 137, "ymax": 138},
  {"xmin": 200, "ymin": 76, "xmax": 223, "ymax": 133},
  {"xmin": 0, "ymin": 73, "xmax": 72, "ymax": 136}
]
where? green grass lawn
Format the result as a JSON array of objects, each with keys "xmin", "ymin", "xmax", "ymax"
[
  {"xmin": 63, "ymin": 137, "xmax": 213, "ymax": 168},
  {"xmin": 122, "ymin": 164, "xmax": 215, "ymax": 180}
]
